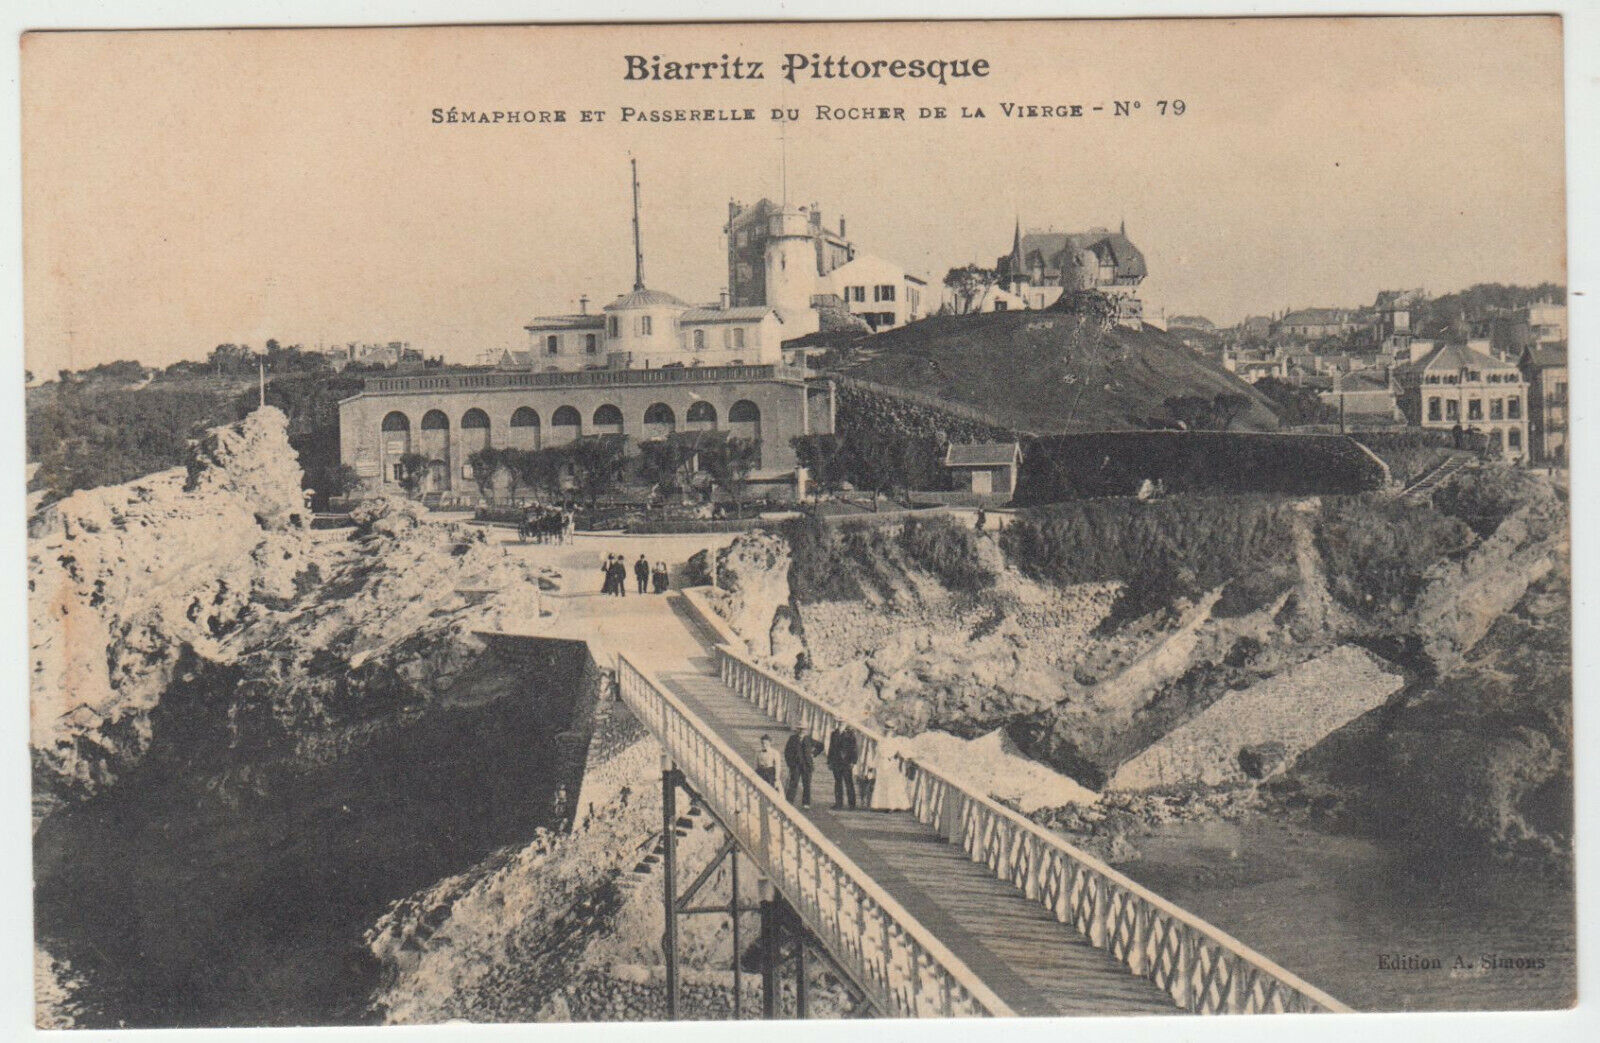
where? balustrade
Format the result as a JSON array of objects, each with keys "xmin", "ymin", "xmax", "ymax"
[
  {"xmin": 615, "ymin": 654, "xmax": 1007, "ymax": 1018},
  {"xmin": 710, "ymin": 643, "xmax": 1350, "ymax": 1016}
]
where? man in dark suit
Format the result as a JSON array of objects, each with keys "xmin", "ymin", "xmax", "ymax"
[
  {"xmin": 634, "ymin": 553, "xmax": 651, "ymax": 594},
  {"xmin": 782, "ymin": 729, "xmax": 817, "ymax": 808},
  {"xmin": 827, "ymin": 725, "xmax": 859, "ymax": 810}
]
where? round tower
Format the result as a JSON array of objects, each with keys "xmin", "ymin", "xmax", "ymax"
[{"xmin": 764, "ymin": 205, "xmax": 820, "ymax": 335}]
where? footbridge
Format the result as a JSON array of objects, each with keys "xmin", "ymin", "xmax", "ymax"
[{"xmin": 497, "ymin": 578, "xmax": 1349, "ymax": 1019}]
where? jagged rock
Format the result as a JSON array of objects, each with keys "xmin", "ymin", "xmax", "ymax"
[{"xmin": 1237, "ymin": 741, "xmax": 1291, "ymax": 781}]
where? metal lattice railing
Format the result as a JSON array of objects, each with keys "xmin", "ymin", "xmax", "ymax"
[
  {"xmin": 615, "ymin": 653, "xmax": 1012, "ymax": 1018},
  {"xmin": 709, "ymin": 642, "xmax": 1350, "ymax": 1016}
]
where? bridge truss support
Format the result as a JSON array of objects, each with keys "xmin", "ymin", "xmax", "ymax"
[{"xmin": 658, "ymin": 758, "xmax": 877, "ymax": 1020}]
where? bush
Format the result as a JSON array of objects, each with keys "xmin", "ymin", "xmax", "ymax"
[
  {"xmin": 777, "ymin": 516, "xmax": 866, "ymax": 603},
  {"xmin": 1000, "ymin": 495, "xmax": 1299, "ymax": 622},
  {"xmin": 1314, "ymin": 495, "xmax": 1472, "ymax": 616},
  {"xmin": 1014, "ymin": 431, "xmax": 1388, "ymax": 504},
  {"xmin": 1429, "ymin": 468, "xmax": 1536, "ymax": 538},
  {"xmin": 896, "ymin": 515, "xmax": 996, "ymax": 593}
]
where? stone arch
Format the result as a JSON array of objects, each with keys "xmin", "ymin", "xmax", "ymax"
[
  {"xmin": 509, "ymin": 406, "xmax": 541, "ymax": 451},
  {"xmin": 550, "ymin": 404, "xmax": 582, "ymax": 446},
  {"xmin": 686, "ymin": 401, "xmax": 717, "ymax": 430},
  {"xmin": 728, "ymin": 400, "xmax": 762, "ymax": 468},
  {"xmin": 593, "ymin": 403, "xmax": 624, "ymax": 436},
  {"xmin": 380, "ymin": 412, "xmax": 411, "ymax": 487},
  {"xmin": 643, "ymin": 402, "xmax": 676, "ymax": 439},
  {"xmin": 420, "ymin": 410, "xmax": 451, "ymax": 491},
  {"xmin": 461, "ymin": 407, "xmax": 491, "ymax": 457}
]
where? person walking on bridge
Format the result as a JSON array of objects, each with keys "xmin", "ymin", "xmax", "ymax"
[
  {"xmin": 783, "ymin": 728, "xmax": 818, "ymax": 808},
  {"xmin": 827, "ymin": 725, "xmax": 859, "ymax": 810},
  {"xmin": 634, "ymin": 553, "xmax": 650, "ymax": 594},
  {"xmin": 755, "ymin": 734, "xmax": 780, "ymax": 790}
]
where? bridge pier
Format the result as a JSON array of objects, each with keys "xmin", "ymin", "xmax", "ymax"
[{"xmin": 656, "ymin": 750, "xmax": 879, "ymax": 1020}]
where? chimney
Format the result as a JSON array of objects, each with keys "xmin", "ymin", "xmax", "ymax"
[
  {"xmin": 719, "ymin": 288, "xmax": 730, "ymax": 310},
  {"xmin": 840, "ymin": 216, "xmax": 847, "ymax": 238},
  {"xmin": 579, "ymin": 295, "xmax": 589, "ymax": 315}
]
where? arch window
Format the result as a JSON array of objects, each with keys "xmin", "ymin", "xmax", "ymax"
[
  {"xmin": 693, "ymin": 329, "xmax": 706, "ymax": 350},
  {"xmin": 728, "ymin": 399, "xmax": 762, "ymax": 468},
  {"xmin": 686, "ymin": 401, "xmax": 717, "ymax": 429},
  {"xmin": 592, "ymin": 404, "xmax": 624, "ymax": 435},
  {"xmin": 643, "ymin": 402, "xmax": 676, "ymax": 439},
  {"xmin": 509, "ymin": 407, "xmax": 541, "ymax": 450},
  {"xmin": 381, "ymin": 412, "xmax": 412, "ymax": 485},
  {"xmin": 419, "ymin": 410, "xmax": 451, "ymax": 491}
]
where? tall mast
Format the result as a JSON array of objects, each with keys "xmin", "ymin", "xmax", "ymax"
[{"xmin": 631, "ymin": 158, "xmax": 645, "ymax": 291}]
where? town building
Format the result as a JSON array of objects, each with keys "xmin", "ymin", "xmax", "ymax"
[
  {"xmin": 1319, "ymin": 370, "xmax": 1400, "ymax": 420},
  {"xmin": 994, "ymin": 219, "xmax": 1148, "ymax": 323},
  {"xmin": 943, "ymin": 442, "xmax": 1022, "ymax": 497},
  {"xmin": 969, "ymin": 283, "xmax": 1032, "ymax": 314},
  {"xmin": 1274, "ymin": 308, "xmax": 1365, "ymax": 341},
  {"xmin": 1393, "ymin": 342, "xmax": 1527, "ymax": 460},
  {"xmin": 1523, "ymin": 300, "xmax": 1567, "ymax": 344},
  {"xmin": 1520, "ymin": 344, "xmax": 1568, "ymax": 465},
  {"xmin": 339, "ymin": 162, "xmax": 836, "ymax": 501},
  {"xmin": 823, "ymin": 253, "xmax": 929, "ymax": 330},
  {"xmin": 1167, "ymin": 315, "xmax": 1216, "ymax": 331},
  {"xmin": 724, "ymin": 197, "xmax": 927, "ymax": 337}
]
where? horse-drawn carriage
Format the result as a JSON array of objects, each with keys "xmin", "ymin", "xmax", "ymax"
[{"xmin": 517, "ymin": 505, "xmax": 571, "ymax": 544}]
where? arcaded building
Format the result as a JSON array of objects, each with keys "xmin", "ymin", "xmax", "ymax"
[
  {"xmin": 337, "ymin": 361, "xmax": 835, "ymax": 500},
  {"xmin": 339, "ymin": 162, "xmax": 838, "ymax": 501}
]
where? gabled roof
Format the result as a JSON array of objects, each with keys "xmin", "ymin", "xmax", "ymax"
[
  {"xmin": 999, "ymin": 227, "xmax": 1148, "ymax": 283},
  {"xmin": 679, "ymin": 306, "xmax": 778, "ymax": 324},
  {"xmin": 524, "ymin": 313, "xmax": 605, "ymax": 331},
  {"xmin": 1521, "ymin": 344, "xmax": 1568, "ymax": 369},
  {"xmin": 944, "ymin": 442, "xmax": 1022, "ymax": 467},
  {"xmin": 1410, "ymin": 341, "xmax": 1517, "ymax": 374},
  {"xmin": 1280, "ymin": 308, "xmax": 1352, "ymax": 325}
]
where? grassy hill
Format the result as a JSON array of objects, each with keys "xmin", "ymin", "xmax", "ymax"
[{"xmin": 823, "ymin": 310, "xmax": 1280, "ymax": 434}]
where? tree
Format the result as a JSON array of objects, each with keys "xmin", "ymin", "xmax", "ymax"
[
  {"xmin": 466, "ymin": 446, "xmax": 503, "ymax": 503},
  {"xmin": 637, "ymin": 439, "xmax": 687, "ymax": 502},
  {"xmin": 396, "ymin": 453, "xmax": 430, "ymax": 498},
  {"xmin": 1253, "ymin": 377, "xmax": 1337, "ymax": 427},
  {"xmin": 565, "ymin": 436, "xmax": 627, "ymax": 509},
  {"xmin": 845, "ymin": 432, "xmax": 901, "ymax": 509},
  {"xmin": 943, "ymin": 264, "xmax": 997, "ymax": 315},
  {"xmin": 1211, "ymin": 392, "xmax": 1253, "ymax": 432},
  {"xmin": 525, "ymin": 447, "xmax": 571, "ymax": 501},
  {"xmin": 1163, "ymin": 395, "xmax": 1216, "ymax": 431},
  {"xmin": 790, "ymin": 433, "xmax": 847, "ymax": 502},
  {"xmin": 498, "ymin": 448, "xmax": 529, "ymax": 503},
  {"xmin": 706, "ymin": 437, "xmax": 760, "ymax": 518}
]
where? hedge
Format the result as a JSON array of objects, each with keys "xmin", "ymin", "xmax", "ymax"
[{"xmin": 1013, "ymin": 431, "xmax": 1389, "ymax": 505}]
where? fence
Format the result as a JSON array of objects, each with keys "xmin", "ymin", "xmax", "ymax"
[
  {"xmin": 614, "ymin": 654, "xmax": 1010, "ymax": 1018},
  {"xmin": 707, "ymin": 641, "xmax": 1350, "ymax": 1016}
]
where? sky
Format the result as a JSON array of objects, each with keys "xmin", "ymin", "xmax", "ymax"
[{"xmin": 21, "ymin": 17, "xmax": 1566, "ymax": 373}]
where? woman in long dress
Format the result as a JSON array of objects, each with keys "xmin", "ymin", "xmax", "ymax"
[{"xmin": 868, "ymin": 736, "xmax": 912, "ymax": 811}]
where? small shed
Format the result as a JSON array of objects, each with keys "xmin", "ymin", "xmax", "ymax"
[{"xmin": 943, "ymin": 442, "xmax": 1023, "ymax": 496}]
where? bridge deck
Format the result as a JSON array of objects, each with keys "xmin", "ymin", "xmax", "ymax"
[{"xmin": 533, "ymin": 576, "xmax": 1175, "ymax": 1017}]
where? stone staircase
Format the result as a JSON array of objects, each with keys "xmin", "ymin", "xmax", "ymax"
[{"xmin": 618, "ymin": 801, "xmax": 708, "ymax": 893}]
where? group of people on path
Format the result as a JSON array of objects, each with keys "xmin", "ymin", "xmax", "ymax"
[
  {"xmin": 600, "ymin": 553, "xmax": 669, "ymax": 596},
  {"xmin": 754, "ymin": 724, "xmax": 908, "ymax": 812}
]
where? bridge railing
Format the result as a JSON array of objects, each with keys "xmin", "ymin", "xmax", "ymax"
[
  {"xmin": 709, "ymin": 643, "xmax": 1351, "ymax": 1016},
  {"xmin": 614, "ymin": 653, "xmax": 1012, "ymax": 1019}
]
